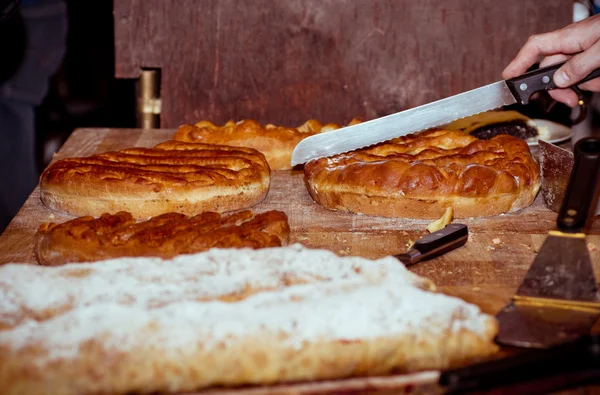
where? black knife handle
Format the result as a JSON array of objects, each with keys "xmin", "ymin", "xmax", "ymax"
[
  {"xmin": 505, "ymin": 61, "xmax": 600, "ymax": 105},
  {"xmin": 441, "ymin": 335, "xmax": 600, "ymax": 394},
  {"xmin": 557, "ymin": 137, "xmax": 600, "ymax": 233},
  {"xmin": 395, "ymin": 223, "xmax": 468, "ymax": 266}
]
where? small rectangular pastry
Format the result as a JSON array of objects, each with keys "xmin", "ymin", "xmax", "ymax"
[
  {"xmin": 34, "ymin": 210, "xmax": 290, "ymax": 266},
  {"xmin": 39, "ymin": 140, "xmax": 271, "ymax": 218},
  {"xmin": 0, "ymin": 244, "xmax": 498, "ymax": 395}
]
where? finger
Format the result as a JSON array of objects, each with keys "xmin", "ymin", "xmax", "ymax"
[
  {"xmin": 548, "ymin": 88, "xmax": 580, "ymax": 108},
  {"xmin": 537, "ymin": 52, "xmax": 600, "ymax": 94},
  {"xmin": 502, "ymin": 31, "xmax": 565, "ymax": 79},
  {"xmin": 539, "ymin": 53, "xmax": 600, "ymax": 105},
  {"xmin": 502, "ymin": 16, "xmax": 600, "ymax": 79},
  {"xmin": 540, "ymin": 55, "xmax": 576, "ymax": 106},
  {"xmin": 554, "ymin": 39, "xmax": 600, "ymax": 87},
  {"xmin": 578, "ymin": 78, "xmax": 600, "ymax": 91},
  {"xmin": 539, "ymin": 55, "xmax": 580, "ymax": 106},
  {"xmin": 539, "ymin": 54, "xmax": 570, "ymax": 68}
]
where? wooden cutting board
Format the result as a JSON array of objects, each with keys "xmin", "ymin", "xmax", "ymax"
[{"xmin": 1, "ymin": 128, "xmax": 600, "ymax": 393}]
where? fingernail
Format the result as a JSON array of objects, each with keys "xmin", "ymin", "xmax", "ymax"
[{"xmin": 554, "ymin": 70, "xmax": 570, "ymax": 87}]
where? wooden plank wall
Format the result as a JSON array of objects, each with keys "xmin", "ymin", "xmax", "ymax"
[{"xmin": 114, "ymin": 0, "xmax": 571, "ymax": 128}]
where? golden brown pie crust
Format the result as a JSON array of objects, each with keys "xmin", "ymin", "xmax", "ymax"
[
  {"xmin": 173, "ymin": 118, "xmax": 361, "ymax": 170},
  {"xmin": 39, "ymin": 140, "xmax": 271, "ymax": 218},
  {"xmin": 34, "ymin": 210, "xmax": 290, "ymax": 266},
  {"xmin": 304, "ymin": 129, "xmax": 541, "ymax": 219}
]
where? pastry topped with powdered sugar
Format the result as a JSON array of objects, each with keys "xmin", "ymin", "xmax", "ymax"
[{"xmin": 0, "ymin": 244, "xmax": 498, "ymax": 395}]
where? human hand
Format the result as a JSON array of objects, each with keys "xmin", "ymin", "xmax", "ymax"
[{"xmin": 502, "ymin": 14, "xmax": 600, "ymax": 107}]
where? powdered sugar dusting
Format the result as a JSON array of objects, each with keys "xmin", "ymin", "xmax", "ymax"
[{"xmin": 0, "ymin": 244, "xmax": 493, "ymax": 363}]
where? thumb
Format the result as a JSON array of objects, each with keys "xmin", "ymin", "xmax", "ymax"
[{"xmin": 554, "ymin": 40, "xmax": 600, "ymax": 87}]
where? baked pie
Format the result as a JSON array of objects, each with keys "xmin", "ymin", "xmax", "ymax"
[
  {"xmin": 173, "ymin": 118, "xmax": 361, "ymax": 170},
  {"xmin": 34, "ymin": 210, "xmax": 290, "ymax": 266},
  {"xmin": 39, "ymin": 140, "xmax": 270, "ymax": 218},
  {"xmin": 304, "ymin": 129, "xmax": 540, "ymax": 219}
]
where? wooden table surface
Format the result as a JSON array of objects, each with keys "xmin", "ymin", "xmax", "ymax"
[{"xmin": 2, "ymin": 128, "xmax": 600, "ymax": 393}]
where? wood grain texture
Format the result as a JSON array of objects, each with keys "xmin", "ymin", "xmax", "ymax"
[
  {"xmin": 2, "ymin": 128, "xmax": 600, "ymax": 305},
  {"xmin": 114, "ymin": 0, "xmax": 571, "ymax": 127},
  {"xmin": 2, "ymin": 128, "xmax": 600, "ymax": 394}
]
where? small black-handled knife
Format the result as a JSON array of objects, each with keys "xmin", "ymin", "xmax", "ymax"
[{"xmin": 395, "ymin": 223, "xmax": 468, "ymax": 266}]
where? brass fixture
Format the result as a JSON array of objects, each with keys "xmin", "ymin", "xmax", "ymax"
[{"xmin": 136, "ymin": 69, "xmax": 161, "ymax": 129}]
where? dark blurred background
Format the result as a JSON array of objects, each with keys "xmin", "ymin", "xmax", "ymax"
[
  {"xmin": 35, "ymin": 0, "xmax": 135, "ymax": 171},
  {"xmin": 0, "ymin": 0, "xmax": 136, "ymax": 232}
]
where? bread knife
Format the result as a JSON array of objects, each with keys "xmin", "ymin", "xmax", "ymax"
[
  {"xmin": 395, "ymin": 223, "xmax": 468, "ymax": 266},
  {"xmin": 291, "ymin": 61, "xmax": 600, "ymax": 165}
]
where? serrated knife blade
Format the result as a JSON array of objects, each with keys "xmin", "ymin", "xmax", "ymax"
[
  {"xmin": 291, "ymin": 62, "xmax": 600, "ymax": 166},
  {"xmin": 291, "ymin": 81, "xmax": 516, "ymax": 166}
]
